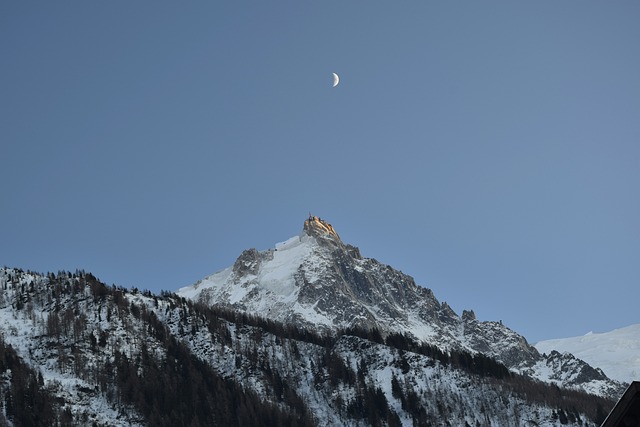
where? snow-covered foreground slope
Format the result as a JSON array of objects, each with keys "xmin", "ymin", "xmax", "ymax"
[
  {"xmin": 536, "ymin": 324, "xmax": 640, "ymax": 384},
  {"xmin": 0, "ymin": 270, "xmax": 146, "ymax": 425},
  {"xmin": 179, "ymin": 216, "xmax": 625, "ymax": 400},
  {"xmin": 0, "ymin": 267, "xmax": 618, "ymax": 425}
]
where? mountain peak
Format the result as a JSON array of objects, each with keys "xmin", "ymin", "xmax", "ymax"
[
  {"xmin": 177, "ymin": 216, "xmax": 625, "ymax": 401},
  {"xmin": 303, "ymin": 215, "xmax": 341, "ymax": 242}
]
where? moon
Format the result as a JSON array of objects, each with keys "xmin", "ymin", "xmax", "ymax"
[{"xmin": 332, "ymin": 72, "xmax": 340, "ymax": 88}]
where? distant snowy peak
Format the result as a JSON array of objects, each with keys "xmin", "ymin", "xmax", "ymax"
[{"xmin": 536, "ymin": 324, "xmax": 640, "ymax": 384}]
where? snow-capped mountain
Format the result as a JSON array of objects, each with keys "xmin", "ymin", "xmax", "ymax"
[
  {"xmin": 0, "ymin": 267, "xmax": 619, "ymax": 425},
  {"xmin": 536, "ymin": 325, "xmax": 640, "ymax": 384},
  {"xmin": 178, "ymin": 216, "xmax": 625, "ymax": 399}
]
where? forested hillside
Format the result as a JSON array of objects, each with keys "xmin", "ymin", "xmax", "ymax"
[{"xmin": 0, "ymin": 268, "xmax": 614, "ymax": 426}]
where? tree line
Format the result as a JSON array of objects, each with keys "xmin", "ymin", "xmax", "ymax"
[{"xmin": 0, "ymin": 269, "xmax": 616, "ymax": 425}]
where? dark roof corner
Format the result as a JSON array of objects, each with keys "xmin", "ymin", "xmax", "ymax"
[{"xmin": 601, "ymin": 381, "xmax": 640, "ymax": 427}]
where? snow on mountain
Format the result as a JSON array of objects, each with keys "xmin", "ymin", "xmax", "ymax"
[
  {"xmin": 179, "ymin": 216, "xmax": 534, "ymax": 362},
  {"xmin": 0, "ymin": 268, "xmax": 613, "ymax": 427},
  {"xmin": 1, "ymin": 267, "xmax": 616, "ymax": 426},
  {"xmin": 536, "ymin": 324, "xmax": 640, "ymax": 384},
  {"xmin": 178, "ymin": 216, "xmax": 625, "ymax": 399},
  {"xmin": 180, "ymin": 227, "xmax": 347, "ymax": 329},
  {"xmin": 0, "ymin": 269, "xmax": 146, "ymax": 425},
  {"xmin": 0, "ymin": 216, "xmax": 627, "ymax": 424}
]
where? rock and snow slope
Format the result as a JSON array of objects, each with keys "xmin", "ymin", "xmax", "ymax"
[
  {"xmin": 180, "ymin": 217, "xmax": 534, "ymax": 363},
  {"xmin": 536, "ymin": 324, "xmax": 640, "ymax": 384},
  {"xmin": 178, "ymin": 216, "xmax": 625, "ymax": 399},
  {"xmin": 1, "ymin": 267, "xmax": 616, "ymax": 426}
]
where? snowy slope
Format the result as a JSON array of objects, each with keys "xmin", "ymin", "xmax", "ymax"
[
  {"xmin": 0, "ymin": 269, "xmax": 146, "ymax": 425},
  {"xmin": 179, "ymin": 232, "xmax": 336, "ymax": 327},
  {"xmin": 536, "ymin": 324, "xmax": 640, "ymax": 384},
  {"xmin": 1, "ymin": 267, "xmax": 615, "ymax": 426}
]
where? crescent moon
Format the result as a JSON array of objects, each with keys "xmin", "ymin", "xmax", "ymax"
[{"xmin": 332, "ymin": 72, "xmax": 340, "ymax": 88}]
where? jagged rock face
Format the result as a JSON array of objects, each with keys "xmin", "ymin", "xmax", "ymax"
[
  {"xmin": 544, "ymin": 351, "xmax": 610, "ymax": 385},
  {"xmin": 526, "ymin": 350, "xmax": 624, "ymax": 398},
  {"xmin": 178, "ymin": 217, "xmax": 625, "ymax": 399},
  {"xmin": 232, "ymin": 248, "xmax": 262, "ymax": 276},
  {"xmin": 303, "ymin": 216, "xmax": 340, "ymax": 242},
  {"xmin": 461, "ymin": 315, "xmax": 541, "ymax": 367}
]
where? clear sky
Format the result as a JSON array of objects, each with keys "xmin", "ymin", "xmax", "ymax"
[{"xmin": 2, "ymin": 1, "xmax": 638, "ymax": 344}]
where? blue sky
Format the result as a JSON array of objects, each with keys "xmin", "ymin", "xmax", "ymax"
[{"xmin": 2, "ymin": 1, "xmax": 638, "ymax": 344}]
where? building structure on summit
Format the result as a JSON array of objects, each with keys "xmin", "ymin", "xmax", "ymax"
[{"xmin": 304, "ymin": 214, "xmax": 340, "ymax": 240}]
